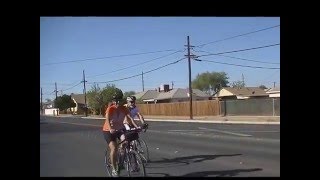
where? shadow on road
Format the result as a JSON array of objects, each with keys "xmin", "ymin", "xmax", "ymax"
[
  {"xmin": 147, "ymin": 168, "xmax": 263, "ymax": 177},
  {"xmin": 150, "ymin": 154, "xmax": 241, "ymax": 163},
  {"xmin": 147, "ymin": 172, "xmax": 171, "ymax": 177},
  {"xmin": 147, "ymin": 154, "xmax": 241, "ymax": 168},
  {"xmin": 181, "ymin": 168, "xmax": 263, "ymax": 177}
]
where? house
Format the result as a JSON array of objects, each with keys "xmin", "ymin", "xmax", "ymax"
[
  {"xmin": 44, "ymin": 108, "xmax": 60, "ymax": 116},
  {"xmin": 41, "ymin": 101, "xmax": 59, "ymax": 116},
  {"xmin": 155, "ymin": 88, "xmax": 211, "ymax": 103},
  {"xmin": 42, "ymin": 101, "xmax": 54, "ymax": 109},
  {"xmin": 71, "ymin": 93, "xmax": 89, "ymax": 114},
  {"xmin": 134, "ymin": 90, "xmax": 160, "ymax": 103},
  {"xmin": 266, "ymin": 87, "xmax": 280, "ymax": 98},
  {"xmin": 217, "ymin": 87, "xmax": 269, "ymax": 100},
  {"xmin": 134, "ymin": 84, "xmax": 211, "ymax": 103}
]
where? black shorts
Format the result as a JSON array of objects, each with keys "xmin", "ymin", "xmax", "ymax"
[{"xmin": 103, "ymin": 130, "xmax": 124, "ymax": 145}]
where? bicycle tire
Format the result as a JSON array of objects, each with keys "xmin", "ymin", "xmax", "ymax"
[
  {"xmin": 134, "ymin": 139, "xmax": 149, "ymax": 164},
  {"xmin": 126, "ymin": 150, "xmax": 146, "ymax": 177}
]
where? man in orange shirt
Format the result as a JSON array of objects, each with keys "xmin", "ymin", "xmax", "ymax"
[{"xmin": 102, "ymin": 90, "xmax": 139, "ymax": 177}]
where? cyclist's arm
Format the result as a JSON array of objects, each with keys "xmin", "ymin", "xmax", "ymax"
[
  {"xmin": 105, "ymin": 107, "xmax": 115, "ymax": 133},
  {"xmin": 137, "ymin": 112, "xmax": 146, "ymax": 124},
  {"xmin": 125, "ymin": 114, "xmax": 139, "ymax": 129}
]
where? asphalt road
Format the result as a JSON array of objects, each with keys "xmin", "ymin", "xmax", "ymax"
[{"xmin": 40, "ymin": 116, "xmax": 280, "ymax": 177}]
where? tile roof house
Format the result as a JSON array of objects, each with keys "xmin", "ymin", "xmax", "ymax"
[
  {"xmin": 134, "ymin": 84, "xmax": 211, "ymax": 103},
  {"xmin": 217, "ymin": 87, "xmax": 269, "ymax": 100},
  {"xmin": 266, "ymin": 87, "xmax": 280, "ymax": 98},
  {"xmin": 134, "ymin": 90, "xmax": 160, "ymax": 103}
]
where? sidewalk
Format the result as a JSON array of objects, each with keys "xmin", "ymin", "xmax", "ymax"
[{"xmin": 61, "ymin": 114, "xmax": 280, "ymax": 125}]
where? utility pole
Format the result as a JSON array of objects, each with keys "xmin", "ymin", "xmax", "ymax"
[
  {"xmin": 82, "ymin": 70, "xmax": 88, "ymax": 117},
  {"xmin": 142, "ymin": 71, "xmax": 145, "ymax": 92},
  {"xmin": 185, "ymin": 36, "xmax": 194, "ymax": 120},
  {"xmin": 172, "ymin": 81, "xmax": 174, "ymax": 90},
  {"xmin": 41, "ymin": 87, "xmax": 43, "ymax": 115},
  {"xmin": 273, "ymin": 82, "xmax": 276, "ymax": 88},
  {"xmin": 242, "ymin": 73, "xmax": 245, "ymax": 85},
  {"xmin": 55, "ymin": 82, "xmax": 58, "ymax": 101}
]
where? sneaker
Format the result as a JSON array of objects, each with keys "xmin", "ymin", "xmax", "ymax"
[{"xmin": 112, "ymin": 169, "xmax": 119, "ymax": 177}]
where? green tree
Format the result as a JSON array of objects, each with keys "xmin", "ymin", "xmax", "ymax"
[
  {"xmin": 86, "ymin": 84, "xmax": 124, "ymax": 116},
  {"xmin": 231, "ymin": 80, "xmax": 245, "ymax": 88},
  {"xmin": 87, "ymin": 83, "xmax": 104, "ymax": 115},
  {"xmin": 259, "ymin": 85, "xmax": 268, "ymax": 89},
  {"xmin": 54, "ymin": 94, "xmax": 76, "ymax": 112},
  {"xmin": 191, "ymin": 71, "xmax": 229, "ymax": 95},
  {"xmin": 124, "ymin": 91, "xmax": 136, "ymax": 99},
  {"xmin": 101, "ymin": 85, "xmax": 121, "ymax": 103}
]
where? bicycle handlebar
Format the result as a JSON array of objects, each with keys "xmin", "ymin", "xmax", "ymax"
[
  {"xmin": 117, "ymin": 128, "xmax": 142, "ymax": 145},
  {"xmin": 141, "ymin": 123, "xmax": 148, "ymax": 132}
]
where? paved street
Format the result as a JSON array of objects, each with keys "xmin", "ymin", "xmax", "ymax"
[{"xmin": 40, "ymin": 116, "xmax": 280, "ymax": 177}]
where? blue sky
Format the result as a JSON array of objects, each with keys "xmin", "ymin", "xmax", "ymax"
[{"xmin": 40, "ymin": 17, "xmax": 280, "ymax": 101}]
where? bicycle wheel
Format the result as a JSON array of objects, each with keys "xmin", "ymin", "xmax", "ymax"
[
  {"xmin": 135, "ymin": 139, "xmax": 149, "ymax": 164},
  {"xmin": 126, "ymin": 150, "xmax": 146, "ymax": 177},
  {"xmin": 104, "ymin": 150, "xmax": 113, "ymax": 177}
]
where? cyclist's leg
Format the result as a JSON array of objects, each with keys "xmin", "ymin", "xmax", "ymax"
[
  {"xmin": 109, "ymin": 136, "xmax": 119, "ymax": 174},
  {"xmin": 109, "ymin": 141, "xmax": 118, "ymax": 171},
  {"xmin": 103, "ymin": 131, "xmax": 119, "ymax": 176},
  {"xmin": 118, "ymin": 131, "xmax": 127, "ymax": 170},
  {"xmin": 119, "ymin": 131, "xmax": 128, "ymax": 153}
]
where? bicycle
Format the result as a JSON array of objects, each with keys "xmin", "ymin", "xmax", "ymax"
[
  {"xmin": 130, "ymin": 123, "xmax": 149, "ymax": 164},
  {"xmin": 104, "ymin": 128, "xmax": 146, "ymax": 177}
]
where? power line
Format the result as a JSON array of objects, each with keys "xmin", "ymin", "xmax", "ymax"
[
  {"xmin": 86, "ymin": 50, "xmax": 184, "ymax": 78},
  {"xmin": 40, "ymin": 49, "xmax": 178, "ymax": 67},
  {"xmin": 42, "ymin": 90, "xmax": 55, "ymax": 95},
  {"xmin": 92, "ymin": 57, "xmax": 186, "ymax": 84},
  {"xmin": 194, "ymin": 50, "xmax": 279, "ymax": 64},
  {"xmin": 95, "ymin": 74, "xmax": 142, "ymax": 84},
  {"xmin": 195, "ymin": 25, "xmax": 280, "ymax": 48},
  {"xmin": 195, "ymin": 59, "xmax": 280, "ymax": 69},
  {"xmin": 198, "ymin": 43, "xmax": 280, "ymax": 57},
  {"xmin": 60, "ymin": 82, "xmax": 82, "ymax": 92},
  {"xmin": 144, "ymin": 58, "xmax": 185, "ymax": 74},
  {"xmin": 40, "ymin": 83, "xmax": 79, "ymax": 86},
  {"xmin": 259, "ymin": 69, "xmax": 280, "ymax": 84}
]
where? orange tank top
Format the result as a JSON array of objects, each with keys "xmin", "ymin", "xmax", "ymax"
[{"xmin": 102, "ymin": 105, "xmax": 130, "ymax": 131}]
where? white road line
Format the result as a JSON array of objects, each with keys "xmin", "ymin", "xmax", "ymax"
[
  {"xmin": 198, "ymin": 127, "xmax": 252, "ymax": 137},
  {"xmin": 169, "ymin": 130, "xmax": 210, "ymax": 132},
  {"xmin": 48, "ymin": 121, "xmax": 268, "ymax": 137},
  {"xmin": 237, "ymin": 131, "xmax": 280, "ymax": 133}
]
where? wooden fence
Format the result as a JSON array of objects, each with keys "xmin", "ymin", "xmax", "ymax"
[{"xmin": 136, "ymin": 100, "xmax": 220, "ymax": 116}]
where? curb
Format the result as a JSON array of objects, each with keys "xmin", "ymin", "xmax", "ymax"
[{"xmin": 79, "ymin": 116, "xmax": 280, "ymax": 125}]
